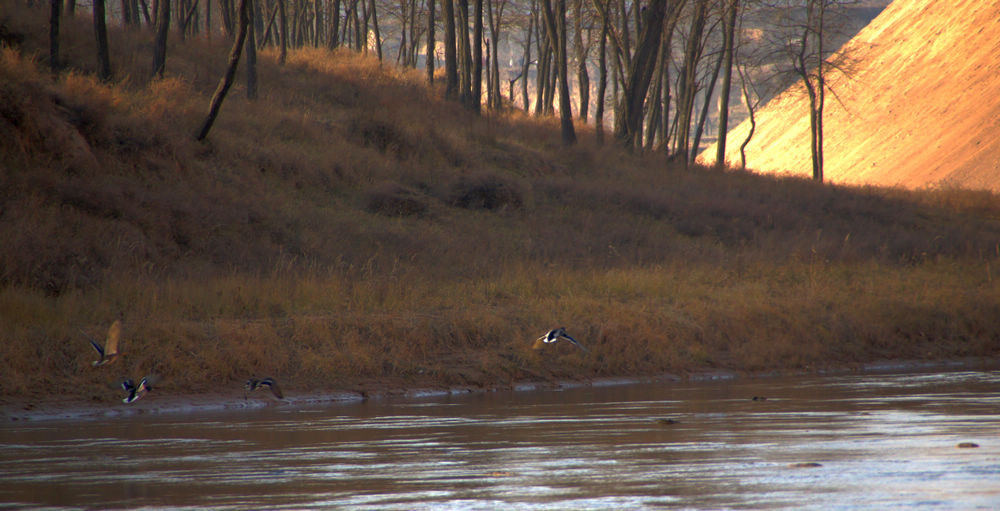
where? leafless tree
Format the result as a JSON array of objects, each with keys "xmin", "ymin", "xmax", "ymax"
[
  {"xmin": 442, "ymin": 0, "xmax": 458, "ymax": 97},
  {"xmin": 764, "ymin": 0, "xmax": 857, "ymax": 181},
  {"xmin": 49, "ymin": 0, "xmax": 61, "ymax": 73},
  {"xmin": 426, "ymin": 0, "xmax": 435, "ymax": 82},
  {"xmin": 615, "ymin": 0, "xmax": 669, "ymax": 150},
  {"xmin": 196, "ymin": 0, "xmax": 251, "ymax": 141},
  {"xmin": 152, "ymin": 0, "xmax": 170, "ymax": 77},
  {"xmin": 714, "ymin": 0, "xmax": 739, "ymax": 169},
  {"xmin": 246, "ymin": 0, "xmax": 258, "ymax": 99},
  {"xmin": 593, "ymin": 0, "xmax": 608, "ymax": 143},
  {"xmin": 93, "ymin": 0, "xmax": 112, "ymax": 80},
  {"xmin": 541, "ymin": 0, "xmax": 575, "ymax": 144}
]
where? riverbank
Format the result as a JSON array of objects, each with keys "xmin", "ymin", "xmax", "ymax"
[
  {"xmin": 4, "ymin": 357, "xmax": 997, "ymax": 423},
  {"xmin": 2, "ymin": 3, "xmax": 1000, "ymax": 415}
]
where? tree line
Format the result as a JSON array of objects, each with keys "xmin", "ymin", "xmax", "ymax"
[{"xmin": 45, "ymin": 0, "xmax": 861, "ymax": 178}]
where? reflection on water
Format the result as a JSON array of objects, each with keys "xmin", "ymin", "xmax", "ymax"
[{"xmin": 2, "ymin": 370, "xmax": 999, "ymax": 509}]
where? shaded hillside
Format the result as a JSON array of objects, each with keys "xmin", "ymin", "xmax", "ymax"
[
  {"xmin": 2, "ymin": 2, "xmax": 1000, "ymax": 404},
  {"xmin": 701, "ymin": 0, "xmax": 1000, "ymax": 192}
]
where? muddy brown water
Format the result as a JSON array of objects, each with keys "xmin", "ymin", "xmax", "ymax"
[{"xmin": 2, "ymin": 369, "xmax": 999, "ymax": 509}]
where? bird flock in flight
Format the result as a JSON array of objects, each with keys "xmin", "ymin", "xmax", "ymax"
[{"xmin": 85, "ymin": 320, "xmax": 588, "ymax": 405}]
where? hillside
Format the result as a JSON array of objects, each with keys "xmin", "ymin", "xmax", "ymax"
[
  {"xmin": 700, "ymin": 0, "xmax": 1000, "ymax": 191},
  {"xmin": 2, "ymin": 2, "xmax": 1000, "ymax": 408}
]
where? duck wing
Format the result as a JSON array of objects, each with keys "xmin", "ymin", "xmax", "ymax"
[
  {"xmin": 263, "ymin": 378, "xmax": 284, "ymax": 399},
  {"xmin": 82, "ymin": 330, "xmax": 105, "ymax": 357},
  {"xmin": 104, "ymin": 320, "xmax": 122, "ymax": 356},
  {"xmin": 559, "ymin": 332, "xmax": 588, "ymax": 352}
]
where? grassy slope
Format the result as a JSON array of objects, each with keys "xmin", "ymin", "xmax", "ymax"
[{"xmin": 2, "ymin": 3, "xmax": 999, "ymax": 404}]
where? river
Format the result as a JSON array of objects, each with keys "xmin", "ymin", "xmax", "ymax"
[{"xmin": 2, "ymin": 368, "xmax": 998, "ymax": 509}]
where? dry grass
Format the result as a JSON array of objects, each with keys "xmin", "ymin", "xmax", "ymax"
[{"xmin": 1, "ymin": 2, "xmax": 1000, "ymax": 403}]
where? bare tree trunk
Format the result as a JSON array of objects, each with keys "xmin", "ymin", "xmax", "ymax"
[
  {"xmin": 277, "ymin": 0, "xmax": 288, "ymax": 63},
  {"xmin": 659, "ymin": 27, "xmax": 672, "ymax": 154},
  {"xmin": 673, "ymin": 0, "xmax": 707, "ymax": 163},
  {"xmin": 139, "ymin": 0, "xmax": 152, "ymax": 27},
  {"xmin": 93, "ymin": 0, "xmax": 112, "ymax": 81},
  {"xmin": 714, "ymin": 0, "xmax": 738, "ymax": 169},
  {"xmin": 250, "ymin": 0, "xmax": 262, "ymax": 41},
  {"xmin": 197, "ymin": 0, "xmax": 251, "ymax": 141},
  {"xmin": 328, "ymin": 0, "xmax": 340, "ymax": 48},
  {"xmin": 426, "ymin": 0, "xmax": 435, "ymax": 82},
  {"xmin": 594, "ymin": 0, "xmax": 608, "ymax": 144},
  {"xmin": 541, "ymin": 0, "xmax": 575, "ymax": 144},
  {"xmin": 797, "ymin": 0, "xmax": 826, "ymax": 181},
  {"xmin": 402, "ymin": 0, "xmax": 413, "ymax": 65},
  {"xmin": 351, "ymin": 0, "xmax": 368, "ymax": 51},
  {"xmin": 370, "ymin": 0, "xmax": 382, "ymax": 59},
  {"xmin": 644, "ymin": 42, "xmax": 664, "ymax": 150},
  {"xmin": 221, "ymin": 0, "xmax": 234, "ymax": 36},
  {"xmin": 554, "ymin": 0, "xmax": 573, "ymax": 143},
  {"xmin": 520, "ymin": 11, "xmax": 532, "ymax": 111},
  {"xmin": 737, "ymin": 60, "xmax": 757, "ymax": 171},
  {"xmin": 178, "ymin": 0, "xmax": 189, "ymax": 40},
  {"xmin": 121, "ymin": 0, "xmax": 133, "ymax": 26},
  {"xmin": 470, "ymin": 0, "xmax": 482, "ymax": 112},
  {"xmin": 49, "ymin": 0, "xmax": 61, "ymax": 73},
  {"xmin": 546, "ymin": 52, "xmax": 557, "ymax": 113},
  {"xmin": 180, "ymin": 0, "xmax": 202, "ymax": 40},
  {"xmin": 535, "ymin": 8, "xmax": 554, "ymax": 116},
  {"xmin": 442, "ymin": 0, "xmax": 458, "ymax": 97},
  {"xmin": 456, "ymin": 0, "xmax": 471, "ymax": 105},
  {"xmin": 533, "ymin": 15, "xmax": 549, "ymax": 115},
  {"xmin": 815, "ymin": 2, "xmax": 826, "ymax": 182},
  {"xmin": 572, "ymin": 0, "xmax": 588, "ymax": 121},
  {"xmin": 293, "ymin": 0, "xmax": 304, "ymax": 48},
  {"xmin": 152, "ymin": 0, "xmax": 170, "ymax": 78},
  {"xmin": 313, "ymin": 0, "xmax": 321, "ymax": 46},
  {"xmin": 261, "ymin": 2, "xmax": 278, "ymax": 47},
  {"xmin": 485, "ymin": 0, "xmax": 505, "ymax": 110},
  {"xmin": 246, "ymin": 0, "xmax": 257, "ymax": 99},
  {"xmin": 397, "ymin": 1, "xmax": 409, "ymax": 65},
  {"xmin": 408, "ymin": 0, "xmax": 422, "ymax": 66},
  {"xmin": 617, "ymin": 0, "xmax": 666, "ymax": 149},
  {"xmin": 490, "ymin": 38, "xmax": 500, "ymax": 109},
  {"xmin": 691, "ymin": 45, "xmax": 724, "ymax": 164}
]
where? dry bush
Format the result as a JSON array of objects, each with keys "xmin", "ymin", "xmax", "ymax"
[
  {"xmin": 447, "ymin": 172, "xmax": 525, "ymax": 211},
  {"xmin": 365, "ymin": 181, "xmax": 431, "ymax": 217}
]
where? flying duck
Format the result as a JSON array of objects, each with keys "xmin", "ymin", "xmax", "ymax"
[
  {"xmin": 85, "ymin": 319, "xmax": 122, "ymax": 367},
  {"xmin": 245, "ymin": 377, "xmax": 284, "ymax": 400},
  {"xmin": 121, "ymin": 377, "xmax": 152, "ymax": 404},
  {"xmin": 533, "ymin": 327, "xmax": 588, "ymax": 352}
]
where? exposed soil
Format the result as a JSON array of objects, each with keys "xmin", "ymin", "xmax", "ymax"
[
  {"xmin": 702, "ymin": 0, "xmax": 1000, "ymax": 192},
  {"xmin": 4, "ymin": 357, "xmax": 996, "ymax": 423}
]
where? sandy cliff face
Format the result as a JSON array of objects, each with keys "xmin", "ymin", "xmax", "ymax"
[{"xmin": 700, "ymin": 0, "xmax": 1000, "ymax": 192}]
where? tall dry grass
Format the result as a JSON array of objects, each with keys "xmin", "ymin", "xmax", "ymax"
[
  {"xmin": 2, "ymin": 259, "xmax": 998, "ymax": 400},
  {"xmin": 1, "ymin": 1, "xmax": 999, "ymax": 402}
]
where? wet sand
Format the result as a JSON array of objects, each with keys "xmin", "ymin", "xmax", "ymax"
[{"xmin": 2, "ymin": 357, "xmax": 995, "ymax": 423}]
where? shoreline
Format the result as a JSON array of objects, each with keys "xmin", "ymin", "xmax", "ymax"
[{"xmin": 3, "ymin": 357, "xmax": 997, "ymax": 424}]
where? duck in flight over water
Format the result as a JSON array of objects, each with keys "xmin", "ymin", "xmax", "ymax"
[
  {"xmin": 85, "ymin": 319, "xmax": 122, "ymax": 367},
  {"xmin": 245, "ymin": 377, "xmax": 284, "ymax": 400},
  {"xmin": 533, "ymin": 327, "xmax": 588, "ymax": 352},
  {"xmin": 121, "ymin": 377, "xmax": 152, "ymax": 404}
]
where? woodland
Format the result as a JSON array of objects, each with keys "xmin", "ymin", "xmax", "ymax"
[{"xmin": 1, "ymin": 0, "xmax": 999, "ymax": 406}]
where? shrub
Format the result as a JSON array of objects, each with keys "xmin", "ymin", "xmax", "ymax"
[
  {"xmin": 448, "ymin": 172, "xmax": 524, "ymax": 211},
  {"xmin": 365, "ymin": 181, "xmax": 430, "ymax": 217}
]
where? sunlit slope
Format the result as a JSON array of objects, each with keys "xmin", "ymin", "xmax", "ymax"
[{"xmin": 701, "ymin": 0, "xmax": 1000, "ymax": 191}]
